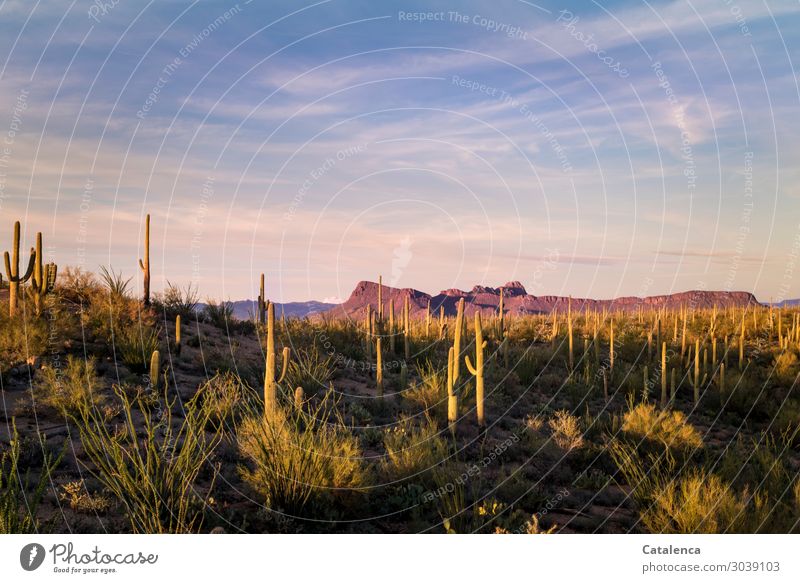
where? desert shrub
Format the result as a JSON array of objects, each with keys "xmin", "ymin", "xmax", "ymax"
[
  {"xmin": 621, "ymin": 401, "xmax": 703, "ymax": 452},
  {"xmin": 405, "ymin": 359, "xmax": 446, "ymax": 413},
  {"xmin": 98, "ymin": 265, "xmax": 132, "ymax": 298},
  {"xmin": 154, "ymin": 281, "xmax": 199, "ymax": 319},
  {"xmin": 59, "ymin": 480, "xmax": 112, "ymax": 514},
  {"xmin": 71, "ymin": 384, "xmax": 220, "ymax": 533},
  {"xmin": 238, "ymin": 394, "xmax": 369, "ymax": 516},
  {"xmin": 114, "ymin": 324, "xmax": 160, "ymax": 372},
  {"xmin": 774, "ymin": 351, "xmax": 799, "ymax": 383},
  {"xmin": 57, "ymin": 266, "xmax": 100, "ymax": 305},
  {"xmin": 382, "ymin": 416, "xmax": 449, "ymax": 483},
  {"xmin": 0, "ymin": 310, "xmax": 49, "ymax": 372},
  {"xmin": 197, "ymin": 371, "xmax": 257, "ymax": 431},
  {"xmin": 203, "ymin": 300, "xmax": 234, "ymax": 329},
  {"xmin": 36, "ymin": 355, "xmax": 102, "ymax": 415},
  {"xmin": 284, "ymin": 344, "xmax": 336, "ymax": 394},
  {"xmin": 548, "ymin": 410, "xmax": 584, "ymax": 451},
  {"xmin": 0, "ymin": 421, "xmax": 61, "ymax": 533},
  {"xmin": 642, "ymin": 472, "xmax": 746, "ymax": 533}
]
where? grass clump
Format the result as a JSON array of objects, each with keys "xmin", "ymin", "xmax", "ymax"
[
  {"xmin": 114, "ymin": 324, "xmax": 160, "ymax": 372},
  {"xmin": 238, "ymin": 394, "xmax": 369, "ymax": 517},
  {"xmin": 284, "ymin": 344, "xmax": 336, "ymax": 394},
  {"xmin": 71, "ymin": 384, "xmax": 220, "ymax": 533},
  {"xmin": 382, "ymin": 415, "xmax": 449, "ymax": 483}
]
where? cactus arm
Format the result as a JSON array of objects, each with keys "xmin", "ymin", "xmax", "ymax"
[
  {"xmin": 18, "ymin": 248, "xmax": 35, "ymax": 283},
  {"xmin": 139, "ymin": 258, "xmax": 145, "ymax": 271},
  {"xmin": 3, "ymin": 251, "xmax": 11, "ymax": 280},
  {"xmin": 278, "ymin": 347, "xmax": 290, "ymax": 383},
  {"xmin": 465, "ymin": 355, "xmax": 477, "ymax": 376},
  {"xmin": 481, "ymin": 340, "xmax": 487, "ymax": 349}
]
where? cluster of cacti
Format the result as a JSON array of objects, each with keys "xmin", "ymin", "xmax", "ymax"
[
  {"xmin": 3, "ymin": 221, "xmax": 58, "ymax": 317},
  {"xmin": 4, "ymin": 221, "xmax": 36, "ymax": 317},
  {"xmin": 264, "ymin": 302, "xmax": 290, "ymax": 415},
  {"xmin": 29, "ymin": 232, "xmax": 57, "ymax": 316}
]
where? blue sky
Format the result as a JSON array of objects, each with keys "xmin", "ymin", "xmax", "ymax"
[{"xmin": 0, "ymin": 0, "xmax": 798, "ymax": 303}]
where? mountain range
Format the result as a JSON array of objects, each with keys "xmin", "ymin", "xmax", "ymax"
[{"xmin": 321, "ymin": 281, "xmax": 761, "ymax": 319}]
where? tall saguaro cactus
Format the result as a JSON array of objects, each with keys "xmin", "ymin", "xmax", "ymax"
[
  {"xmin": 264, "ymin": 302, "xmax": 290, "ymax": 415},
  {"xmin": 30, "ymin": 232, "xmax": 57, "ymax": 316},
  {"xmin": 453, "ymin": 297, "xmax": 465, "ymax": 383},
  {"xmin": 258, "ymin": 273, "xmax": 267, "ymax": 324},
  {"xmin": 138, "ymin": 214, "xmax": 151, "ymax": 306},
  {"xmin": 465, "ymin": 311, "xmax": 488, "ymax": 428},
  {"xmin": 447, "ymin": 346, "xmax": 457, "ymax": 433},
  {"xmin": 3, "ymin": 220, "xmax": 36, "ymax": 317}
]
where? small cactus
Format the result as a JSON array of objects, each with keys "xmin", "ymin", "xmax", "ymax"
[
  {"xmin": 294, "ymin": 386, "xmax": 305, "ymax": 408},
  {"xmin": 175, "ymin": 314, "xmax": 182, "ymax": 356},
  {"xmin": 149, "ymin": 349, "xmax": 160, "ymax": 391},
  {"xmin": 258, "ymin": 273, "xmax": 266, "ymax": 324}
]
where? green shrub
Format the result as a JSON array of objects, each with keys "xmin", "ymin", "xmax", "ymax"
[
  {"xmin": 238, "ymin": 394, "xmax": 369, "ymax": 516},
  {"xmin": 382, "ymin": 416, "xmax": 449, "ymax": 483},
  {"xmin": 115, "ymin": 324, "xmax": 160, "ymax": 372},
  {"xmin": 284, "ymin": 344, "xmax": 336, "ymax": 394},
  {"xmin": 36, "ymin": 355, "xmax": 102, "ymax": 415},
  {"xmin": 71, "ymin": 384, "xmax": 220, "ymax": 533}
]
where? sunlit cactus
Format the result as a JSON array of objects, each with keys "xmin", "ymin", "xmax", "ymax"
[
  {"xmin": 264, "ymin": 302, "xmax": 290, "ymax": 415},
  {"xmin": 138, "ymin": 213, "xmax": 151, "ymax": 306},
  {"xmin": 465, "ymin": 311, "xmax": 487, "ymax": 428},
  {"xmin": 3, "ymin": 220, "xmax": 36, "ymax": 317}
]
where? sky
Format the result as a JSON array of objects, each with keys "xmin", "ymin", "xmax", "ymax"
[{"xmin": 0, "ymin": 0, "xmax": 798, "ymax": 303}]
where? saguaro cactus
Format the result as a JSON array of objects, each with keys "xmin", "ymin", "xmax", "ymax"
[
  {"xmin": 376, "ymin": 336, "xmax": 383, "ymax": 398},
  {"xmin": 258, "ymin": 273, "xmax": 266, "ymax": 324},
  {"xmin": 175, "ymin": 314, "xmax": 182, "ymax": 356},
  {"xmin": 567, "ymin": 297, "xmax": 574, "ymax": 375},
  {"xmin": 264, "ymin": 303, "xmax": 290, "ymax": 415},
  {"xmin": 447, "ymin": 346, "xmax": 457, "ymax": 433},
  {"xmin": 660, "ymin": 342, "xmax": 668, "ymax": 408},
  {"xmin": 3, "ymin": 220, "xmax": 36, "ymax": 317},
  {"xmin": 403, "ymin": 295, "xmax": 411, "ymax": 361},
  {"xmin": 389, "ymin": 299, "xmax": 396, "ymax": 354},
  {"xmin": 465, "ymin": 311, "xmax": 487, "ymax": 428},
  {"xmin": 29, "ymin": 232, "xmax": 57, "ymax": 316},
  {"xmin": 377, "ymin": 275, "xmax": 383, "ymax": 323},
  {"xmin": 138, "ymin": 214, "xmax": 151, "ymax": 306},
  {"xmin": 453, "ymin": 297, "xmax": 465, "ymax": 382},
  {"xmin": 149, "ymin": 349, "xmax": 160, "ymax": 391},
  {"xmin": 498, "ymin": 287, "xmax": 505, "ymax": 337}
]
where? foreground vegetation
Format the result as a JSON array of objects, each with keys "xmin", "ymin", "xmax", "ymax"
[{"xmin": 1, "ymin": 218, "xmax": 799, "ymax": 534}]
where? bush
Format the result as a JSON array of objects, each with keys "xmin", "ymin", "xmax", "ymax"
[
  {"xmin": 0, "ymin": 310, "xmax": 48, "ymax": 372},
  {"xmin": 548, "ymin": 410, "xmax": 584, "ymax": 451},
  {"xmin": 203, "ymin": 300, "xmax": 234, "ymax": 329},
  {"xmin": 36, "ymin": 355, "xmax": 102, "ymax": 415},
  {"xmin": 114, "ymin": 324, "xmax": 160, "ymax": 372},
  {"xmin": 642, "ymin": 472, "xmax": 745, "ymax": 533},
  {"xmin": 71, "ymin": 384, "xmax": 220, "ymax": 533},
  {"xmin": 405, "ymin": 360, "xmax": 446, "ymax": 413},
  {"xmin": 197, "ymin": 371, "xmax": 257, "ymax": 431},
  {"xmin": 238, "ymin": 394, "xmax": 369, "ymax": 516},
  {"xmin": 621, "ymin": 401, "xmax": 703, "ymax": 452},
  {"xmin": 154, "ymin": 281, "xmax": 200, "ymax": 319},
  {"xmin": 284, "ymin": 344, "xmax": 336, "ymax": 394},
  {"xmin": 382, "ymin": 416, "xmax": 449, "ymax": 483}
]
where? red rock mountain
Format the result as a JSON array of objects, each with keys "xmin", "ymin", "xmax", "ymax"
[{"xmin": 323, "ymin": 281, "xmax": 760, "ymax": 319}]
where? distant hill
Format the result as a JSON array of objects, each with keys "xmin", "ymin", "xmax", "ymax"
[
  {"xmin": 770, "ymin": 299, "xmax": 800, "ymax": 308},
  {"xmin": 198, "ymin": 300, "xmax": 338, "ymax": 320},
  {"xmin": 323, "ymin": 280, "xmax": 761, "ymax": 319}
]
